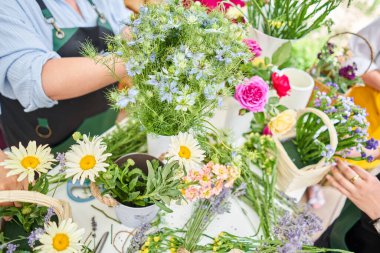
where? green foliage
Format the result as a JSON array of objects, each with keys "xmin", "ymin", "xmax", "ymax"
[
  {"xmin": 0, "ymin": 175, "xmax": 49, "ymax": 233},
  {"xmin": 96, "ymin": 159, "xmax": 184, "ymax": 212},
  {"xmin": 271, "ymin": 41, "xmax": 292, "ymax": 66},
  {"xmin": 245, "ymin": 0, "xmax": 346, "ymax": 39},
  {"xmin": 103, "ymin": 119, "xmax": 147, "ymax": 161}
]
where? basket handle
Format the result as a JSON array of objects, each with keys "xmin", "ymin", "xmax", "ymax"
[
  {"xmin": 0, "ymin": 191, "xmax": 71, "ymax": 223},
  {"xmin": 327, "ymin": 31, "xmax": 374, "ymax": 75},
  {"xmin": 90, "ymin": 182, "xmax": 118, "ymax": 207},
  {"xmin": 297, "ymin": 108, "xmax": 338, "ymax": 161}
]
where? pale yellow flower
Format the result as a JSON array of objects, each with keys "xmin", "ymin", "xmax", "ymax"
[
  {"xmin": 269, "ymin": 110, "xmax": 297, "ymax": 135},
  {"xmin": 225, "ymin": 6, "xmax": 247, "ymax": 20}
]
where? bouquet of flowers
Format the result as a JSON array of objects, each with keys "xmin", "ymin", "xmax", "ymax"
[
  {"xmin": 296, "ymin": 88, "xmax": 375, "ymax": 165},
  {"xmin": 313, "ymin": 40, "xmax": 363, "ymax": 93},
  {"xmin": 244, "ymin": 0, "xmax": 348, "ymax": 39},
  {"xmin": 180, "ymin": 162, "xmax": 240, "ymax": 252},
  {"xmin": 89, "ymin": 1, "xmax": 252, "ymax": 136}
]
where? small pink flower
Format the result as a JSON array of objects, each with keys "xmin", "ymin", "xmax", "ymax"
[
  {"xmin": 212, "ymin": 164, "xmax": 229, "ymax": 180},
  {"xmin": 184, "ymin": 186, "xmax": 200, "ymax": 201},
  {"xmin": 200, "ymin": 185, "xmax": 213, "ymax": 199},
  {"xmin": 189, "ymin": 170, "xmax": 201, "ymax": 181},
  {"xmin": 234, "ymin": 76, "xmax": 269, "ymax": 112},
  {"xmin": 243, "ymin": 39, "xmax": 262, "ymax": 58},
  {"xmin": 212, "ymin": 180, "xmax": 224, "ymax": 195},
  {"xmin": 199, "ymin": 172, "xmax": 212, "ymax": 187}
]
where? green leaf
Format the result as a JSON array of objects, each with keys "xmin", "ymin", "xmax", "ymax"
[
  {"xmin": 152, "ymin": 199, "xmax": 173, "ymax": 213},
  {"xmin": 276, "ymin": 105, "xmax": 288, "ymax": 112},
  {"xmin": 253, "ymin": 112, "xmax": 265, "ymax": 124},
  {"xmin": 128, "ymin": 176, "xmax": 139, "ymax": 191},
  {"xmin": 272, "ymin": 41, "xmax": 292, "ymax": 66},
  {"xmin": 126, "ymin": 191, "xmax": 140, "ymax": 202}
]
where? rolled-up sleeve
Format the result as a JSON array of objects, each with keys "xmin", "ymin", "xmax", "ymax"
[
  {"xmin": 107, "ymin": 0, "xmax": 133, "ymax": 34},
  {"xmin": 0, "ymin": 2, "xmax": 59, "ymax": 112}
]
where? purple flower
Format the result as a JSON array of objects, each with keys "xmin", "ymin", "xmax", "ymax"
[
  {"xmin": 127, "ymin": 223, "xmax": 151, "ymax": 253},
  {"xmin": 6, "ymin": 244, "xmax": 17, "ymax": 253},
  {"xmin": 339, "ymin": 65, "xmax": 356, "ymax": 80},
  {"xmin": 365, "ymin": 138, "xmax": 378, "ymax": 150},
  {"xmin": 243, "ymin": 38, "xmax": 262, "ymax": 58},
  {"xmin": 274, "ymin": 209, "xmax": 323, "ymax": 248},
  {"xmin": 361, "ymin": 152, "xmax": 367, "ymax": 159},
  {"xmin": 56, "ymin": 153, "xmax": 66, "ymax": 172},
  {"xmin": 321, "ymin": 144, "xmax": 334, "ymax": 159},
  {"xmin": 326, "ymin": 82, "xmax": 339, "ymax": 90},
  {"xmin": 367, "ymin": 155, "xmax": 374, "ymax": 162},
  {"xmin": 44, "ymin": 207, "xmax": 55, "ymax": 224},
  {"xmin": 28, "ymin": 228, "xmax": 45, "ymax": 247}
]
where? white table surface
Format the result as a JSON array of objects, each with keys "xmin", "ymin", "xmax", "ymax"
[{"xmin": 51, "ymin": 182, "xmax": 260, "ymax": 253}]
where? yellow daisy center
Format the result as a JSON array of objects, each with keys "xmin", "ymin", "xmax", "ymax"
[
  {"xmin": 52, "ymin": 233, "xmax": 70, "ymax": 251},
  {"xmin": 178, "ymin": 146, "xmax": 191, "ymax": 159},
  {"xmin": 21, "ymin": 156, "xmax": 40, "ymax": 169},
  {"xmin": 79, "ymin": 155, "xmax": 96, "ymax": 170}
]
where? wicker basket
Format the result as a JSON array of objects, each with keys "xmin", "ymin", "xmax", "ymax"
[
  {"xmin": 0, "ymin": 191, "xmax": 72, "ymax": 222},
  {"xmin": 274, "ymin": 108, "xmax": 338, "ymax": 192}
]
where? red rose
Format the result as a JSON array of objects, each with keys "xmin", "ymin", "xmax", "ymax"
[{"xmin": 272, "ymin": 72, "xmax": 291, "ymax": 98}]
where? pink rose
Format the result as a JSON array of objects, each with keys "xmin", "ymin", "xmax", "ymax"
[
  {"xmin": 243, "ymin": 39, "xmax": 262, "ymax": 58},
  {"xmin": 262, "ymin": 125, "xmax": 273, "ymax": 136},
  {"xmin": 234, "ymin": 76, "xmax": 269, "ymax": 112}
]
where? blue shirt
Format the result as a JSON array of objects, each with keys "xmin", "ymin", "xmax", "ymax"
[{"xmin": 0, "ymin": 0, "xmax": 132, "ymax": 112}]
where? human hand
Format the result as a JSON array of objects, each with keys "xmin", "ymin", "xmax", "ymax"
[
  {"xmin": 326, "ymin": 159, "xmax": 380, "ymax": 220},
  {"xmin": 0, "ymin": 152, "xmax": 28, "ymax": 207}
]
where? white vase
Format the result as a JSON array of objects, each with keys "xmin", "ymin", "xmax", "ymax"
[
  {"xmin": 207, "ymin": 97, "xmax": 231, "ymax": 130},
  {"xmin": 248, "ymin": 28, "xmax": 291, "ymax": 58},
  {"xmin": 279, "ymin": 68, "xmax": 314, "ymax": 110},
  {"xmin": 114, "ymin": 203, "xmax": 159, "ymax": 228},
  {"xmin": 147, "ymin": 134, "xmax": 171, "ymax": 158},
  {"xmin": 224, "ymin": 97, "xmax": 253, "ymax": 143}
]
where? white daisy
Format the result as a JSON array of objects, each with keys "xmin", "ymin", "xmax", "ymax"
[
  {"xmin": 35, "ymin": 219, "xmax": 85, "ymax": 253},
  {"xmin": 65, "ymin": 135, "xmax": 111, "ymax": 185},
  {"xmin": 0, "ymin": 141, "xmax": 55, "ymax": 183},
  {"xmin": 167, "ymin": 132, "xmax": 205, "ymax": 171}
]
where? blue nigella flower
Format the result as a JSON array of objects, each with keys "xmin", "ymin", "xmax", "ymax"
[
  {"xmin": 365, "ymin": 138, "xmax": 379, "ymax": 150},
  {"xmin": 159, "ymin": 81, "xmax": 179, "ymax": 103}
]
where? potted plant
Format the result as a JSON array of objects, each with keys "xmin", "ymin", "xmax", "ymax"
[
  {"xmin": 242, "ymin": 0, "xmax": 348, "ymax": 57},
  {"xmin": 92, "ymin": 153, "xmax": 184, "ymax": 227},
  {"xmin": 83, "ymin": 1, "xmax": 252, "ymax": 157}
]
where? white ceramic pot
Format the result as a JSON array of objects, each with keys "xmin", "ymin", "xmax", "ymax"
[
  {"xmin": 207, "ymin": 97, "xmax": 232, "ymax": 130},
  {"xmin": 224, "ymin": 97, "xmax": 253, "ymax": 143},
  {"xmin": 279, "ymin": 68, "xmax": 314, "ymax": 110},
  {"xmin": 114, "ymin": 203, "xmax": 159, "ymax": 228},
  {"xmin": 248, "ymin": 28, "xmax": 290, "ymax": 58},
  {"xmin": 147, "ymin": 134, "xmax": 172, "ymax": 158}
]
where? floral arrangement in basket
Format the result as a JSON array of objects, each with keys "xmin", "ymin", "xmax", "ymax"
[
  {"xmin": 0, "ymin": 141, "xmax": 89, "ymax": 253},
  {"xmin": 298, "ymin": 88, "xmax": 376, "ymax": 165},
  {"xmin": 312, "ymin": 32, "xmax": 374, "ymax": 93},
  {"xmin": 84, "ymin": 1, "xmax": 252, "ymax": 136}
]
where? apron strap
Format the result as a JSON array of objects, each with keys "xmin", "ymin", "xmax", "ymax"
[{"xmin": 35, "ymin": 0, "xmax": 54, "ymax": 20}]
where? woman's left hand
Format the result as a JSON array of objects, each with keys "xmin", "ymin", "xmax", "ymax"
[{"xmin": 326, "ymin": 159, "xmax": 380, "ymax": 220}]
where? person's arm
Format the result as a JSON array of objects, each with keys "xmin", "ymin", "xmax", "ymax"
[
  {"xmin": 361, "ymin": 70, "xmax": 380, "ymax": 91},
  {"xmin": 42, "ymin": 57, "xmax": 125, "ymax": 100},
  {"xmin": 0, "ymin": 150, "xmax": 28, "ymax": 207},
  {"xmin": 326, "ymin": 159, "xmax": 380, "ymax": 220}
]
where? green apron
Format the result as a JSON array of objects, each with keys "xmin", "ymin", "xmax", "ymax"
[{"xmin": 0, "ymin": 0, "xmax": 118, "ymax": 154}]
